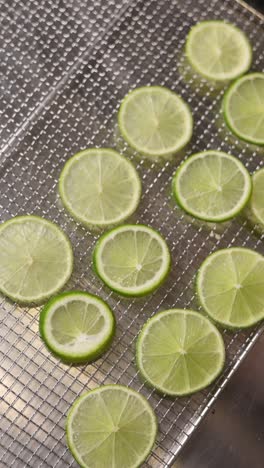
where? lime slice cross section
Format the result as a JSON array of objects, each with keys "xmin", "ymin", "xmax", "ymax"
[
  {"xmin": 197, "ymin": 248, "xmax": 264, "ymax": 329},
  {"xmin": 250, "ymin": 168, "xmax": 264, "ymax": 229},
  {"xmin": 118, "ymin": 86, "xmax": 193, "ymax": 157},
  {"xmin": 39, "ymin": 291, "xmax": 115, "ymax": 363},
  {"xmin": 0, "ymin": 216, "xmax": 73, "ymax": 304},
  {"xmin": 59, "ymin": 148, "xmax": 141, "ymax": 228},
  {"xmin": 93, "ymin": 224, "xmax": 171, "ymax": 296},
  {"xmin": 66, "ymin": 385, "xmax": 157, "ymax": 468},
  {"xmin": 223, "ymin": 73, "xmax": 264, "ymax": 145},
  {"xmin": 185, "ymin": 21, "xmax": 252, "ymax": 81},
  {"xmin": 172, "ymin": 151, "xmax": 252, "ymax": 222},
  {"xmin": 136, "ymin": 309, "xmax": 225, "ymax": 396}
]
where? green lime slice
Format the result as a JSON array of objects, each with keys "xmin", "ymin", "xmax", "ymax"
[
  {"xmin": 66, "ymin": 384, "xmax": 157, "ymax": 468},
  {"xmin": 118, "ymin": 86, "xmax": 193, "ymax": 157},
  {"xmin": 197, "ymin": 248, "xmax": 264, "ymax": 329},
  {"xmin": 223, "ymin": 73, "xmax": 264, "ymax": 145},
  {"xmin": 93, "ymin": 224, "xmax": 171, "ymax": 297},
  {"xmin": 0, "ymin": 216, "xmax": 73, "ymax": 304},
  {"xmin": 136, "ymin": 309, "xmax": 225, "ymax": 396},
  {"xmin": 250, "ymin": 168, "xmax": 264, "ymax": 228},
  {"xmin": 39, "ymin": 291, "xmax": 115, "ymax": 363},
  {"xmin": 59, "ymin": 148, "xmax": 141, "ymax": 228},
  {"xmin": 172, "ymin": 150, "xmax": 252, "ymax": 222},
  {"xmin": 185, "ymin": 21, "xmax": 252, "ymax": 81}
]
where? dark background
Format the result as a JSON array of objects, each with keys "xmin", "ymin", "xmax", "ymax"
[{"xmin": 247, "ymin": 0, "xmax": 264, "ymax": 12}]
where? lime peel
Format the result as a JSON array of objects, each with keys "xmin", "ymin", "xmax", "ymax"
[
  {"xmin": 0, "ymin": 215, "xmax": 73, "ymax": 304},
  {"xmin": 66, "ymin": 384, "xmax": 157, "ymax": 468},
  {"xmin": 93, "ymin": 224, "xmax": 171, "ymax": 297},
  {"xmin": 118, "ymin": 86, "xmax": 193, "ymax": 157},
  {"xmin": 59, "ymin": 148, "xmax": 141, "ymax": 228},
  {"xmin": 185, "ymin": 20, "xmax": 252, "ymax": 81},
  {"xmin": 250, "ymin": 168, "xmax": 264, "ymax": 229},
  {"xmin": 197, "ymin": 248, "xmax": 264, "ymax": 329},
  {"xmin": 39, "ymin": 291, "xmax": 115, "ymax": 363},
  {"xmin": 136, "ymin": 309, "xmax": 225, "ymax": 396},
  {"xmin": 172, "ymin": 150, "xmax": 252, "ymax": 222},
  {"xmin": 223, "ymin": 73, "xmax": 264, "ymax": 146}
]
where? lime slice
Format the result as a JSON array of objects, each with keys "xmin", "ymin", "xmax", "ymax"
[
  {"xmin": 223, "ymin": 73, "xmax": 264, "ymax": 145},
  {"xmin": 185, "ymin": 21, "xmax": 252, "ymax": 81},
  {"xmin": 197, "ymin": 248, "xmax": 264, "ymax": 329},
  {"xmin": 118, "ymin": 86, "xmax": 193, "ymax": 157},
  {"xmin": 59, "ymin": 148, "xmax": 141, "ymax": 228},
  {"xmin": 0, "ymin": 216, "xmax": 73, "ymax": 304},
  {"xmin": 66, "ymin": 384, "xmax": 157, "ymax": 468},
  {"xmin": 172, "ymin": 151, "xmax": 252, "ymax": 222},
  {"xmin": 39, "ymin": 291, "xmax": 115, "ymax": 363},
  {"xmin": 93, "ymin": 224, "xmax": 171, "ymax": 296},
  {"xmin": 136, "ymin": 309, "xmax": 225, "ymax": 396},
  {"xmin": 250, "ymin": 168, "xmax": 264, "ymax": 228}
]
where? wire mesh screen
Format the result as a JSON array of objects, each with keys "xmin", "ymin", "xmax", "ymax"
[{"xmin": 0, "ymin": 0, "xmax": 263, "ymax": 466}]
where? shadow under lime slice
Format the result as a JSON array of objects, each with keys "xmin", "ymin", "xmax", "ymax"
[
  {"xmin": 172, "ymin": 151, "xmax": 252, "ymax": 222},
  {"xmin": 118, "ymin": 86, "xmax": 193, "ymax": 158},
  {"xmin": 223, "ymin": 73, "xmax": 264, "ymax": 145},
  {"xmin": 185, "ymin": 21, "xmax": 252, "ymax": 82},
  {"xmin": 93, "ymin": 224, "xmax": 171, "ymax": 296},
  {"xmin": 59, "ymin": 148, "xmax": 141, "ymax": 228},
  {"xmin": 39, "ymin": 291, "xmax": 115, "ymax": 363},
  {"xmin": 197, "ymin": 248, "xmax": 264, "ymax": 329},
  {"xmin": 136, "ymin": 309, "xmax": 225, "ymax": 396},
  {"xmin": 0, "ymin": 215, "xmax": 73, "ymax": 304},
  {"xmin": 66, "ymin": 385, "xmax": 157, "ymax": 468}
]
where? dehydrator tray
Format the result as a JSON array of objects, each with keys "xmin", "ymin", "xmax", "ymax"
[{"xmin": 0, "ymin": 0, "xmax": 263, "ymax": 466}]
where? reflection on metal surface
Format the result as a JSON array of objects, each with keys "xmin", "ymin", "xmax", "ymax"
[{"xmin": 0, "ymin": 0, "xmax": 263, "ymax": 467}]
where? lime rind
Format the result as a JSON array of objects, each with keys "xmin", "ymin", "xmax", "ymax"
[
  {"xmin": 250, "ymin": 168, "xmax": 264, "ymax": 229},
  {"xmin": 0, "ymin": 215, "xmax": 73, "ymax": 304},
  {"xmin": 223, "ymin": 73, "xmax": 264, "ymax": 146},
  {"xmin": 118, "ymin": 86, "xmax": 193, "ymax": 157},
  {"xmin": 66, "ymin": 384, "xmax": 158, "ymax": 468},
  {"xmin": 172, "ymin": 151, "xmax": 252, "ymax": 222},
  {"xmin": 39, "ymin": 291, "xmax": 115, "ymax": 363},
  {"xmin": 196, "ymin": 248, "xmax": 264, "ymax": 329},
  {"xmin": 59, "ymin": 148, "xmax": 142, "ymax": 229},
  {"xmin": 185, "ymin": 20, "xmax": 252, "ymax": 82},
  {"xmin": 136, "ymin": 309, "xmax": 225, "ymax": 396},
  {"xmin": 93, "ymin": 224, "xmax": 171, "ymax": 297}
]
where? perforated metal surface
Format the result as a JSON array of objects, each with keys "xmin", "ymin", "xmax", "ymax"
[{"xmin": 0, "ymin": 0, "xmax": 263, "ymax": 466}]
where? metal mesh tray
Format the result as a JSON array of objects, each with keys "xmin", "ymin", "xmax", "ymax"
[{"xmin": 0, "ymin": 0, "xmax": 263, "ymax": 466}]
